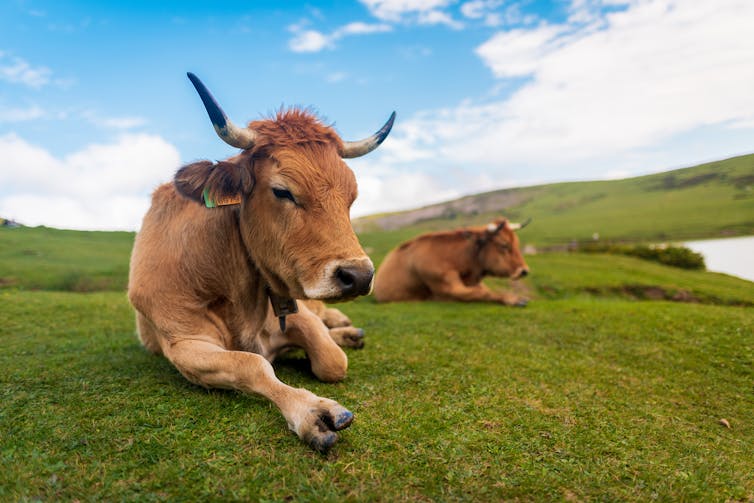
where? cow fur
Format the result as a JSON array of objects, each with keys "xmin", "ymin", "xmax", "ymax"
[
  {"xmin": 373, "ymin": 218, "xmax": 530, "ymax": 305},
  {"xmin": 129, "ymin": 109, "xmax": 374, "ymax": 453}
]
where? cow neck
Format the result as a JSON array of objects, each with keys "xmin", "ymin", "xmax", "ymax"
[
  {"xmin": 471, "ymin": 233, "xmax": 489, "ymax": 279},
  {"xmin": 233, "ymin": 210, "xmax": 298, "ymax": 333}
]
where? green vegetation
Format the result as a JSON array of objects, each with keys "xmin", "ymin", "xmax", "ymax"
[
  {"xmin": 579, "ymin": 242, "xmax": 706, "ymax": 270},
  {"xmin": 356, "ymin": 153, "xmax": 754, "ymax": 246},
  {"xmin": 1, "ymin": 154, "xmax": 753, "ymax": 500},
  {"xmin": 0, "ymin": 226, "xmax": 133, "ymax": 291},
  {"xmin": 2, "ymin": 290, "xmax": 753, "ymax": 501}
]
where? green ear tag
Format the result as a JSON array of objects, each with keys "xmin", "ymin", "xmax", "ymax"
[{"xmin": 202, "ymin": 188, "xmax": 216, "ymax": 208}]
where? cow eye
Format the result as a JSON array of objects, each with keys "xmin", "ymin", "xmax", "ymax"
[{"xmin": 272, "ymin": 187, "xmax": 296, "ymax": 203}]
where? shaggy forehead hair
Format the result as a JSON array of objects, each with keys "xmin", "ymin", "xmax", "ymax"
[{"xmin": 247, "ymin": 109, "xmax": 345, "ymax": 154}]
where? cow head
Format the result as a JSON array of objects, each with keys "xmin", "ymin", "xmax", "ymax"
[
  {"xmin": 174, "ymin": 73, "xmax": 394, "ymax": 302},
  {"xmin": 476, "ymin": 218, "xmax": 530, "ymax": 280}
]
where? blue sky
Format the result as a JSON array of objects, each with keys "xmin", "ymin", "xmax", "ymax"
[{"xmin": 2, "ymin": 0, "xmax": 753, "ymax": 230}]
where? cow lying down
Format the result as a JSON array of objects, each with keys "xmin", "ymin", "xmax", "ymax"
[
  {"xmin": 373, "ymin": 219, "xmax": 530, "ymax": 305},
  {"xmin": 128, "ymin": 73, "xmax": 393, "ymax": 453}
]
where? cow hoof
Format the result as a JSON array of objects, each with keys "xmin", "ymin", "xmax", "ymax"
[
  {"xmin": 291, "ymin": 395, "xmax": 354, "ymax": 454},
  {"xmin": 333, "ymin": 410, "xmax": 354, "ymax": 430},
  {"xmin": 307, "ymin": 430, "xmax": 338, "ymax": 454},
  {"xmin": 330, "ymin": 327, "xmax": 365, "ymax": 349},
  {"xmin": 347, "ymin": 329, "xmax": 365, "ymax": 349}
]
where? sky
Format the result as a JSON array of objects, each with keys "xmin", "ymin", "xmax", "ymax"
[{"xmin": 1, "ymin": 0, "xmax": 753, "ymax": 230}]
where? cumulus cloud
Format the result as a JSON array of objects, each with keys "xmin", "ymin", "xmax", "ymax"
[
  {"xmin": 366, "ymin": 0, "xmax": 754, "ymax": 191},
  {"xmin": 288, "ymin": 21, "xmax": 392, "ymax": 53},
  {"xmin": 0, "ymin": 133, "xmax": 181, "ymax": 230},
  {"xmin": 350, "ymin": 159, "xmax": 468, "ymax": 217},
  {"xmin": 289, "ymin": 29, "xmax": 332, "ymax": 52}
]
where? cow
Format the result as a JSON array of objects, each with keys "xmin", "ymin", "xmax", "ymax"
[
  {"xmin": 128, "ymin": 73, "xmax": 394, "ymax": 453},
  {"xmin": 373, "ymin": 218, "xmax": 530, "ymax": 305}
]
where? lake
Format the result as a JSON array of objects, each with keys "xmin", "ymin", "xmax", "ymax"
[{"xmin": 684, "ymin": 236, "xmax": 754, "ymax": 283}]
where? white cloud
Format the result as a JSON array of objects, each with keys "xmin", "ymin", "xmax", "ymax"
[
  {"xmin": 359, "ymin": 0, "xmax": 463, "ymax": 27},
  {"xmin": 476, "ymin": 24, "xmax": 566, "ymax": 78},
  {"xmin": 350, "ymin": 160, "xmax": 465, "ymax": 217},
  {"xmin": 337, "ymin": 21, "xmax": 393, "ymax": 36},
  {"xmin": 81, "ymin": 110, "xmax": 148, "ymax": 130},
  {"xmin": 0, "ymin": 133, "xmax": 181, "ymax": 230},
  {"xmin": 0, "ymin": 53, "xmax": 52, "ymax": 88},
  {"xmin": 417, "ymin": 10, "xmax": 464, "ymax": 29},
  {"xmin": 461, "ymin": 0, "xmax": 504, "ymax": 26},
  {"xmin": 289, "ymin": 29, "xmax": 333, "ymax": 52},
  {"xmin": 0, "ymin": 105, "xmax": 45, "ymax": 122},
  {"xmin": 366, "ymin": 0, "xmax": 754, "ymax": 190},
  {"xmin": 360, "ymin": 0, "xmax": 452, "ymax": 21},
  {"xmin": 288, "ymin": 21, "xmax": 392, "ymax": 53}
]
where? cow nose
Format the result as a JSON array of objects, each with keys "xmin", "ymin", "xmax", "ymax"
[
  {"xmin": 335, "ymin": 265, "xmax": 374, "ymax": 297},
  {"xmin": 519, "ymin": 268, "xmax": 529, "ymax": 278}
]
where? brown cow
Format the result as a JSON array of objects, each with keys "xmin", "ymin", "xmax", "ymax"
[
  {"xmin": 373, "ymin": 218, "xmax": 530, "ymax": 305},
  {"xmin": 128, "ymin": 73, "xmax": 393, "ymax": 452}
]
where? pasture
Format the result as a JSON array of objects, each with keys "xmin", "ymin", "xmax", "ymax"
[
  {"xmin": 355, "ymin": 153, "xmax": 754, "ymax": 246},
  {"xmin": 2, "ymin": 222, "xmax": 753, "ymax": 501}
]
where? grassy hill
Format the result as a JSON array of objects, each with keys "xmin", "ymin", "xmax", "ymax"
[
  {"xmin": 355, "ymin": 153, "xmax": 754, "ymax": 247},
  {"xmin": 1, "ymin": 154, "xmax": 753, "ymax": 500},
  {"xmin": 0, "ymin": 226, "xmax": 133, "ymax": 291}
]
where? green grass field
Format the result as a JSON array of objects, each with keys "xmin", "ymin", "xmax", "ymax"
[
  {"xmin": 2, "ymin": 291, "xmax": 753, "ymax": 500},
  {"xmin": 2, "ymin": 223, "xmax": 753, "ymax": 500},
  {"xmin": 2, "ymin": 155, "xmax": 753, "ymax": 500},
  {"xmin": 356, "ymin": 153, "xmax": 754, "ymax": 246}
]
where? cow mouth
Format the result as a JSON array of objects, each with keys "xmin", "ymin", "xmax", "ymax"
[
  {"xmin": 301, "ymin": 258, "xmax": 374, "ymax": 301},
  {"xmin": 511, "ymin": 267, "xmax": 529, "ymax": 280}
]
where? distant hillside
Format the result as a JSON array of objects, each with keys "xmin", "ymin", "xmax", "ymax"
[{"xmin": 354, "ymin": 153, "xmax": 754, "ymax": 247}]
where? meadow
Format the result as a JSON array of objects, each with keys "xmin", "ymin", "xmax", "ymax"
[
  {"xmin": 1, "ymin": 156, "xmax": 753, "ymax": 500},
  {"xmin": 355, "ymin": 153, "xmax": 754, "ymax": 246}
]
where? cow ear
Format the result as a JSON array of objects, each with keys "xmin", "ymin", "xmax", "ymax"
[
  {"xmin": 486, "ymin": 220, "xmax": 506, "ymax": 235},
  {"xmin": 174, "ymin": 160, "xmax": 253, "ymax": 208}
]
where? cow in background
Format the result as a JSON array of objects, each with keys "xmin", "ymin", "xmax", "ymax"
[
  {"xmin": 373, "ymin": 218, "xmax": 530, "ymax": 305},
  {"xmin": 128, "ymin": 73, "xmax": 393, "ymax": 452}
]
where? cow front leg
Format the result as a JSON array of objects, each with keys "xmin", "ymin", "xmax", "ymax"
[
  {"xmin": 298, "ymin": 300, "xmax": 366, "ymax": 347},
  {"xmin": 283, "ymin": 308, "xmax": 354, "ymax": 381},
  {"xmin": 328, "ymin": 326, "xmax": 365, "ymax": 349},
  {"xmin": 428, "ymin": 272, "xmax": 528, "ymax": 306},
  {"xmin": 163, "ymin": 339, "xmax": 353, "ymax": 453},
  {"xmin": 320, "ymin": 307, "xmax": 366, "ymax": 348}
]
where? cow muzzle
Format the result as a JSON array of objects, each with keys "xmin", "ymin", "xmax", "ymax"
[
  {"xmin": 513, "ymin": 266, "xmax": 530, "ymax": 280},
  {"xmin": 303, "ymin": 257, "xmax": 375, "ymax": 301},
  {"xmin": 335, "ymin": 264, "xmax": 374, "ymax": 298}
]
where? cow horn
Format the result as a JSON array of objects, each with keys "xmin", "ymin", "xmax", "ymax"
[
  {"xmin": 340, "ymin": 111, "xmax": 396, "ymax": 159},
  {"xmin": 509, "ymin": 218, "xmax": 532, "ymax": 231},
  {"xmin": 187, "ymin": 73, "xmax": 258, "ymax": 150}
]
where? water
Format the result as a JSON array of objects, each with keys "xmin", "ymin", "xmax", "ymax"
[{"xmin": 684, "ymin": 236, "xmax": 754, "ymax": 283}]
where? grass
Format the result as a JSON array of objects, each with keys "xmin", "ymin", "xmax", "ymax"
[
  {"xmin": 1, "ymin": 291, "xmax": 752, "ymax": 500},
  {"xmin": 356, "ymin": 153, "xmax": 754, "ymax": 246},
  {"xmin": 2, "ymin": 160, "xmax": 754, "ymax": 500},
  {"xmin": 0, "ymin": 226, "xmax": 133, "ymax": 291}
]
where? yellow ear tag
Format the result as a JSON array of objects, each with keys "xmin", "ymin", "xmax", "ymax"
[{"xmin": 203, "ymin": 188, "xmax": 241, "ymax": 208}]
